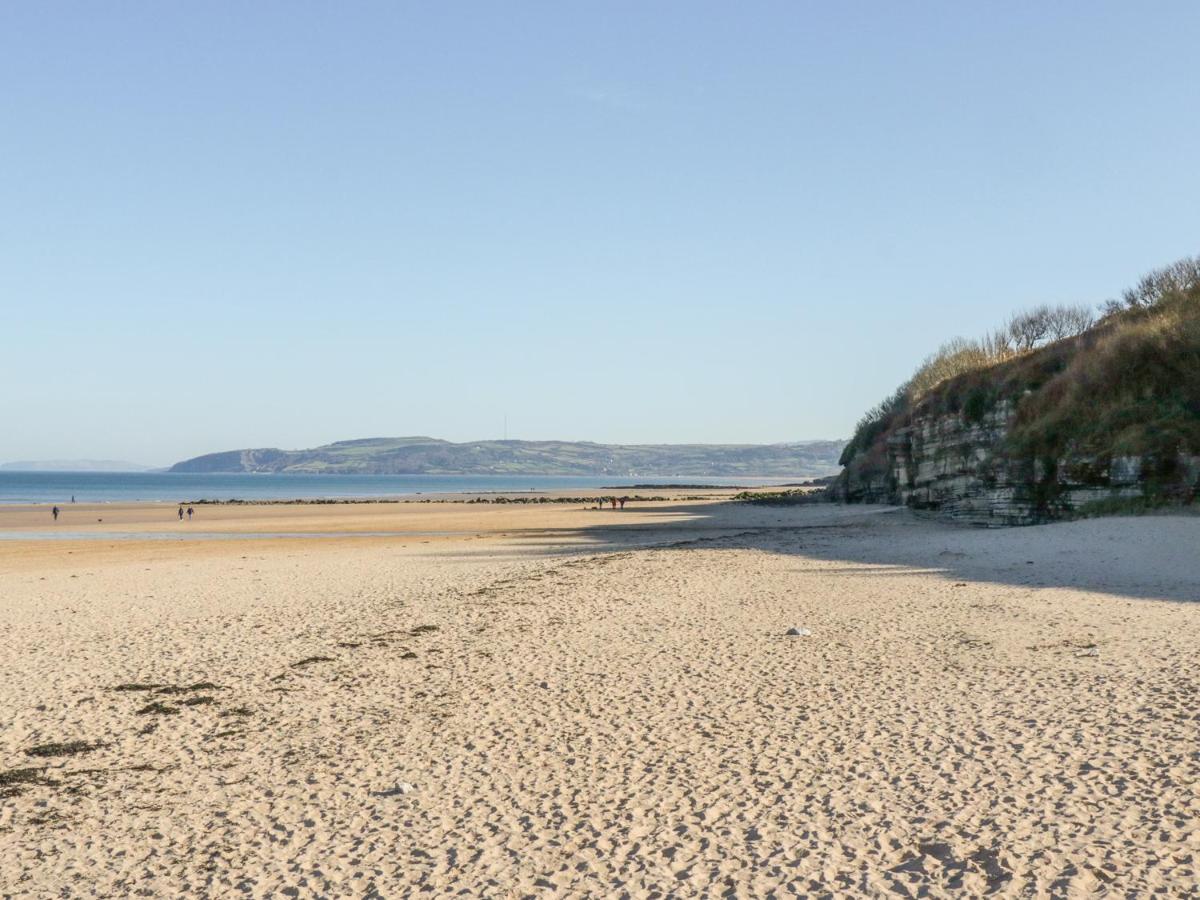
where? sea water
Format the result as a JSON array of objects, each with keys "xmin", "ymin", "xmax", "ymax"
[{"xmin": 0, "ymin": 471, "xmax": 799, "ymax": 504}]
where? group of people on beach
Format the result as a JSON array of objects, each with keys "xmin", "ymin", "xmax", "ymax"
[
  {"xmin": 52, "ymin": 502, "xmax": 195, "ymax": 522},
  {"xmin": 596, "ymin": 496, "xmax": 629, "ymax": 510}
]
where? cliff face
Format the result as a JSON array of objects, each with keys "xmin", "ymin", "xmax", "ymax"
[
  {"xmin": 172, "ymin": 448, "xmax": 290, "ymax": 473},
  {"xmin": 836, "ymin": 261, "xmax": 1200, "ymax": 525},
  {"xmin": 839, "ymin": 399, "xmax": 1200, "ymax": 526}
]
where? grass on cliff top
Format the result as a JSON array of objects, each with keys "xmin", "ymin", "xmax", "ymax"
[
  {"xmin": 842, "ymin": 276, "xmax": 1200, "ymax": 482},
  {"xmin": 1008, "ymin": 292, "xmax": 1200, "ymax": 461},
  {"xmin": 927, "ymin": 286, "xmax": 1200, "ymax": 463}
]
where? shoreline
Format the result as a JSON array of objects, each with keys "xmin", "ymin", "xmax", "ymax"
[
  {"xmin": 0, "ymin": 494, "xmax": 738, "ymax": 569},
  {"xmin": 0, "ymin": 491, "xmax": 746, "ymax": 533},
  {"xmin": 0, "ymin": 471, "xmax": 828, "ymax": 507}
]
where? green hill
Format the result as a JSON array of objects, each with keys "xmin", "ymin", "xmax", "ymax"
[{"xmin": 170, "ymin": 437, "xmax": 846, "ymax": 478}]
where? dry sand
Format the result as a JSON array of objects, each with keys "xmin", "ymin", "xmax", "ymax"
[{"xmin": 1, "ymin": 499, "xmax": 1198, "ymax": 896}]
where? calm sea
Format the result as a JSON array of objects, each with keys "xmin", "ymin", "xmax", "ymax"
[{"xmin": 0, "ymin": 471, "xmax": 800, "ymax": 504}]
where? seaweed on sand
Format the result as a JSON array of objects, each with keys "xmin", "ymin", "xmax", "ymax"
[
  {"xmin": 26, "ymin": 740, "xmax": 105, "ymax": 758},
  {"xmin": 1, "ymin": 767, "xmax": 57, "ymax": 799},
  {"xmin": 156, "ymin": 682, "xmax": 222, "ymax": 695},
  {"xmin": 290, "ymin": 656, "xmax": 335, "ymax": 669},
  {"xmin": 113, "ymin": 681, "xmax": 222, "ymax": 694},
  {"xmin": 137, "ymin": 702, "xmax": 181, "ymax": 716}
]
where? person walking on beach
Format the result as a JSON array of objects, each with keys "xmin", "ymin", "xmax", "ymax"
[
  {"xmin": 52, "ymin": 506, "xmax": 60, "ymax": 522},
  {"xmin": 619, "ymin": 496, "xmax": 626, "ymax": 510},
  {"xmin": 70, "ymin": 495, "xmax": 75, "ymax": 503},
  {"xmin": 187, "ymin": 506, "xmax": 194, "ymax": 520},
  {"xmin": 178, "ymin": 506, "xmax": 184, "ymax": 520}
]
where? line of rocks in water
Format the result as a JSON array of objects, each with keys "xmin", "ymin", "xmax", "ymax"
[{"xmin": 181, "ymin": 495, "xmax": 716, "ymax": 506}]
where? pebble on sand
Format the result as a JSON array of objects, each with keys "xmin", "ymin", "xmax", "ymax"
[
  {"xmin": 785, "ymin": 627, "xmax": 812, "ymax": 637},
  {"xmin": 372, "ymin": 782, "xmax": 416, "ymax": 798}
]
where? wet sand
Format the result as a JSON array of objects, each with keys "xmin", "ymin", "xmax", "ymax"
[
  {"xmin": 0, "ymin": 493, "xmax": 724, "ymax": 572},
  {"xmin": 1, "ymin": 499, "xmax": 1198, "ymax": 896}
]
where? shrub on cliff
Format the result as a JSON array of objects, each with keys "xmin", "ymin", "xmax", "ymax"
[
  {"xmin": 841, "ymin": 300, "xmax": 1098, "ymax": 464},
  {"xmin": 838, "ymin": 254, "xmax": 1200, "ymax": 503},
  {"xmin": 1009, "ymin": 280, "xmax": 1200, "ymax": 463},
  {"xmin": 1105, "ymin": 254, "xmax": 1200, "ymax": 313},
  {"xmin": 838, "ymin": 387, "xmax": 908, "ymax": 466}
]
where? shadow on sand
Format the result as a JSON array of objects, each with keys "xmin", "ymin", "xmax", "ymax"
[{"xmin": 479, "ymin": 500, "xmax": 1200, "ymax": 605}]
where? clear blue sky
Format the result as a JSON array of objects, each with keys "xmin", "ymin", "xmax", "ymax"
[{"xmin": 3, "ymin": 2, "xmax": 1198, "ymax": 465}]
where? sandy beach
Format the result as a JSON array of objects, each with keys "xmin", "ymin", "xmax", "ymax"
[{"xmin": 2, "ymin": 498, "xmax": 1198, "ymax": 896}]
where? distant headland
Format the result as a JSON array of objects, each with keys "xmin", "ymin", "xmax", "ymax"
[{"xmin": 169, "ymin": 437, "xmax": 846, "ymax": 478}]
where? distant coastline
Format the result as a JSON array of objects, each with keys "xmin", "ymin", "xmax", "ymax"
[
  {"xmin": 169, "ymin": 436, "xmax": 846, "ymax": 478},
  {"xmin": 0, "ymin": 460, "xmax": 156, "ymax": 473}
]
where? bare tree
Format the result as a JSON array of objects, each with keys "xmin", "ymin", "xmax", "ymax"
[
  {"xmin": 905, "ymin": 303, "xmax": 1095, "ymax": 401},
  {"xmin": 1044, "ymin": 304, "xmax": 1094, "ymax": 340},
  {"xmin": 980, "ymin": 327, "xmax": 1015, "ymax": 361},
  {"xmin": 1110, "ymin": 255, "xmax": 1200, "ymax": 312},
  {"xmin": 1002, "ymin": 304, "xmax": 1092, "ymax": 350},
  {"xmin": 1006, "ymin": 306, "xmax": 1052, "ymax": 351},
  {"xmin": 907, "ymin": 337, "xmax": 991, "ymax": 399}
]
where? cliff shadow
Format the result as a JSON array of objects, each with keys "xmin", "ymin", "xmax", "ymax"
[{"xmin": 503, "ymin": 500, "xmax": 1200, "ymax": 605}]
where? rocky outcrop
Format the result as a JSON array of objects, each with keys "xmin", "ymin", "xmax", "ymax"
[
  {"xmin": 836, "ymin": 258, "xmax": 1200, "ymax": 525},
  {"xmin": 839, "ymin": 402, "xmax": 1199, "ymax": 526}
]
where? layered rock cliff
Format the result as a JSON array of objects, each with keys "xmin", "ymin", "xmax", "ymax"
[
  {"xmin": 835, "ymin": 269, "xmax": 1200, "ymax": 525},
  {"xmin": 839, "ymin": 398, "xmax": 1199, "ymax": 526}
]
